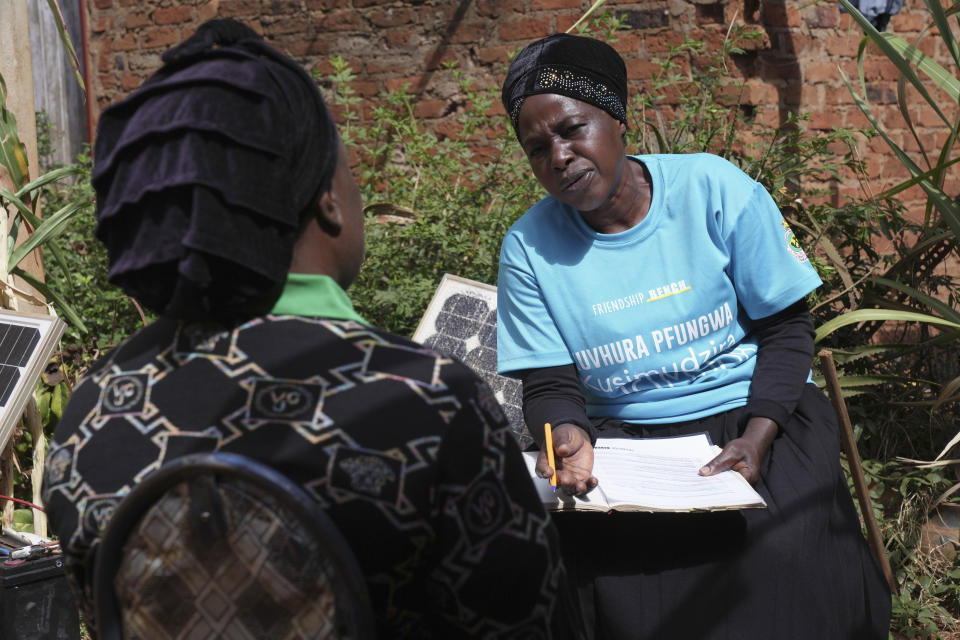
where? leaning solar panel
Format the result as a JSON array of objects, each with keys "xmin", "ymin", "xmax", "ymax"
[
  {"xmin": 414, "ymin": 275, "xmax": 531, "ymax": 449},
  {"xmin": 0, "ymin": 324, "xmax": 40, "ymax": 406}
]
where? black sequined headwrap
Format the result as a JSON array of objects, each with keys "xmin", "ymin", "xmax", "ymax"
[
  {"xmin": 501, "ymin": 33, "xmax": 628, "ymax": 131},
  {"xmin": 92, "ymin": 19, "xmax": 339, "ymax": 322}
]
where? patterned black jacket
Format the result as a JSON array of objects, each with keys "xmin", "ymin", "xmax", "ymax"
[{"xmin": 44, "ymin": 315, "xmax": 567, "ymax": 638}]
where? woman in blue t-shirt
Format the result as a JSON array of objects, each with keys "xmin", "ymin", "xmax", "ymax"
[{"xmin": 497, "ymin": 32, "xmax": 891, "ymax": 639}]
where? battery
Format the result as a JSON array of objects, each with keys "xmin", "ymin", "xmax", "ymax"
[{"xmin": 0, "ymin": 535, "xmax": 80, "ymax": 640}]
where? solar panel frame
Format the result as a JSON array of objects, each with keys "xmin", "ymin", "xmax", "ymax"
[
  {"xmin": 0, "ymin": 310, "xmax": 66, "ymax": 453},
  {"xmin": 412, "ymin": 274, "xmax": 533, "ymax": 450}
]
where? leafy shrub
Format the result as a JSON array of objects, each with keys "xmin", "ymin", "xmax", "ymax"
[
  {"xmin": 320, "ymin": 56, "xmax": 543, "ymax": 335},
  {"xmin": 39, "ymin": 146, "xmax": 151, "ymax": 347}
]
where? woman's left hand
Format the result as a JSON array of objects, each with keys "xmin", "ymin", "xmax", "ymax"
[{"xmin": 698, "ymin": 417, "xmax": 778, "ymax": 484}]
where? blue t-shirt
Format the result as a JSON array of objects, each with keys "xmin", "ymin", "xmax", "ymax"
[{"xmin": 496, "ymin": 153, "xmax": 823, "ymax": 424}]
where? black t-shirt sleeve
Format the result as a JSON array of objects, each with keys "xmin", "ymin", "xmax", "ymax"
[
  {"xmin": 520, "ymin": 364, "xmax": 597, "ymax": 445},
  {"xmin": 743, "ymin": 299, "xmax": 816, "ymax": 428}
]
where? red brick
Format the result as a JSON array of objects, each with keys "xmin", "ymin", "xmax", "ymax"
[
  {"xmin": 860, "ymin": 57, "xmax": 898, "ymax": 81},
  {"xmin": 449, "ymin": 22, "xmax": 488, "ymax": 44},
  {"xmin": 219, "ymin": 0, "xmax": 261, "ymax": 17},
  {"xmin": 435, "ymin": 119, "xmax": 463, "ymax": 140},
  {"xmin": 96, "ymin": 55, "xmax": 111, "ymax": 75},
  {"xmin": 498, "ymin": 16, "xmax": 551, "ymax": 42},
  {"xmin": 915, "ymin": 104, "xmax": 948, "ymax": 128},
  {"xmin": 306, "ymin": 0, "xmax": 350, "ymax": 8},
  {"xmin": 609, "ymin": 33, "xmax": 642, "ymax": 56},
  {"xmin": 742, "ymin": 81, "xmax": 778, "ymax": 105},
  {"xmin": 555, "ymin": 12, "xmax": 584, "ymax": 33},
  {"xmin": 350, "ymin": 81, "xmax": 379, "ymax": 97},
  {"xmin": 142, "ymin": 26, "xmax": 180, "ymax": 49},
  {"xmin": 354, "ymin": 0, "xmax": 384, "ymax": 7},
  {"xmin": 478, "ymin": 44, "xmax": 514, "ymax": 66},
  {"xmin": 824, "ymin": 35, "xmax": 859, "ymax": 57},
  {"xmin": 530, "ymin": 0, "xmax": 584, "ymax": 9},
  {"xmin": 360, "ymin": 100, "xmax": 379, "ymax": 121},
  {"xmin": 475, "ymin": 0, "xmax": 521, "ymax": 19},
  {"xmin": 386, "ymin": 29, "xmax": 414, "ymax": 47},
  {"xmin": 197, "ymin": 1, "xmax": 219, "ymax": 22},
  {"xmin": 125, "ymin": 12, "xmax": 151, "ymax": 28},
  {"xmin": 290, "ymin": 37, "xmax": 329, "ymax": 56},
  {"xmin": 121, "ymin": 74, "xmax": 142, "ymax": 91},
  {"xmin": 485, "ymin": 102, "xmax": 507, "ymax": 117},
  {"xmin": 643, "ymin": 31, "xmax": 687, "ymax": 54},
  {"xmin": 99, "ymin": 73, "xmax": 116, "ymax": 91},
  {"xmin": 285, "ymin": 40, "xmax": 309, "ymax": 56},
  {"xmin": 427, "ymin": 3, "xmax": 460, "ymax": 22},
  {"xmin": 625, "ymin": 59, "xmax": 661, "ymax": 82},
  {"xmin": 265, "ymin": 15, "xmax": 310, "ymax": 35},
  {"xmin": 92, "ymin": 16, "xmax": 110, "ymax": 32},
  {"xmin": 385, "ymin": 76, "xmax": 418, "ymax": 93},
  {"xmin": 414, "ymin": 99, "xmax": 450, "ymax": 118},
  {"xmin": 755, "ymin": 107, "xmax": 782, "ymax": 128},
  {"xmin": 797, "ymin": 61, "xmax": 838, "ymax": 84},
  {"xmin": 424, "ymin": 49, "xmax": 457, "ymax": 70},
  {"xmin": 470, "ymin": 144, "xmax": 502, "ymax": 161},
  {"xmin": 824, "ymin": 85, "xmax": 856, "ymax": 106},
  {"xmin": 311, "ymin": 58, "xmax": 336, "ymax": 77},
  {"xmin": 867, "ymin": 134, "xmax": 891, "ymax": 154},
  {"xmin": 92, "ymin": 0, "xmax": 112, "ymax": 8},
  {"xmin": 368, "ymin": 8, "xmax": 416, "ymax": 28},
  {"xmin": 317, "ymin": 10, "xmax": 365, "ymax": 31},
  {"xmin": 809, "ymin": 109, "xmax": 843, "ymax": 130},
  {"xmin": 891, "ymin": 11, "xmax": 927, "ymax": 32},
  {"xmin": 806, "ymin": 3, "xmax": 838, "ymax": 28},
  {"xmin": 916, "ymin": 38, "xmax": 936, "ymax": 58},
  {"xmin": 327, "ymin": 103, "xmax": 349, "ymax": 126},
  {"xmin": 111, "ymin": 33, "xmax": 138, "ymax": 52},
  {"xmin": 267, "ymin": 0, "xmax": 302, "ymax": 14},
  {"xmin": 762, "ymin": 4, "xmax": 803, "ymax": 27},
  {"xmin": 784, "ymin": 35, "xmax": 822, "ymax": 56},
  {"xmin": 365, "ymin": 57, "xmax": 413, "ymax": 75},
  {"xmin": 153, "ymin": 6, "xmax": 193, "ymax": 25}
]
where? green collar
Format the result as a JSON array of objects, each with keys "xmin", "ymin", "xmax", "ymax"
[{"xmin": 270, "ymin": 273, "xmax": 367, "ymax": 323}]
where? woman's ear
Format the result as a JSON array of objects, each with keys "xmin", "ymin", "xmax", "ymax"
[{"xmin": 315, "ymin": 188, "xmax": 343, "ymax": 237}]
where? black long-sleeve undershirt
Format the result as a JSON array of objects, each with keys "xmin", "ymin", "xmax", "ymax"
[{"xmin": 519, "ymin": 300, "xmax": 815, "ymax": 446}]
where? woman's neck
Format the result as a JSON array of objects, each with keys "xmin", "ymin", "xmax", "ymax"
[{"xmin": 579, "ymin": 158, "xmax": 652, "ymax": 234}]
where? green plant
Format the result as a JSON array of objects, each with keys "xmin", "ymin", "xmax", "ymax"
[
  {"xmin": 855, "ymin": 458, "xmax": 960, "ymax": 635},
  {"xmin": 39, "ymin": 148, "xmax": 151, "ymax": 345},
  {"xmin": 320, "ymin": 57, "xmax": 543, "ymax": 335},
  {"xmin": 631, "ymin": 25, "xmax": 765, "ymax": 157},
  {"xmin": 0, "ymin": 75, "xmax": 89, "ymax": 332},
  {"xmin": 811, "ymin": 0, "xmax": 960, "ymax": 458}
]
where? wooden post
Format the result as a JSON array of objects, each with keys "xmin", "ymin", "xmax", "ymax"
[
  {"xmin": 819, "ymin": 349, "xmax": 897, "ymax": 594},
  {"xmin": 25, "ymin": 397, "xmax": 47, "ymax": 538},
  {"xmin": 0, "ymin": 447, "xmax": 14, "ymax": 529}
]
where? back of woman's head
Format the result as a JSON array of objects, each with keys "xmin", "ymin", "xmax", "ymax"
[{"xmin": 93, "ymin": 19, "xmax": 339, "ymax": 323}]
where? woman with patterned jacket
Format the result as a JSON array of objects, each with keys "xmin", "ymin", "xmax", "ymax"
[{"xmin": 44, "ymin": 19, "xmax": 577, "ymax": 639}]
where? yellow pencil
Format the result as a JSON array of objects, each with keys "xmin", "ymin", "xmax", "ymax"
[{"xmin": 544, "ymin": 422, "xmax": 557, "ymax": 492}]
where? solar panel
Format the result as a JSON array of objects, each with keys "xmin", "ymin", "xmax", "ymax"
[
  {"xmin": 0, "ymin": 310, "xmax": 66, "ymax": 453},
  {"xmin": 412, "ymin": 274, "xmax": 532, "ymax": 450}
]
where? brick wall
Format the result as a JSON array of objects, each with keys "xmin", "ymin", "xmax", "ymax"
[{"xmin": 86, "ymin": 0, "xmax": 958, "ymax": 216}]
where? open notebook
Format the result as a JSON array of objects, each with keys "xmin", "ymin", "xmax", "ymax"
[{"xmin": 523, "ymin": 432, "xmax": 766, "ymax": 513}]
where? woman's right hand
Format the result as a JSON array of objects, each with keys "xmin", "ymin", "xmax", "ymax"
[{"xmin": 536, "ymin": 423, "xmax": 599, "ymax": 496}]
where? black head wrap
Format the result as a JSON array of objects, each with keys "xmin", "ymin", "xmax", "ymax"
[
  {"xmin": 501, "ymin": 33, "xmax": 628, "ymax": 131},
  {"xmin": 92, "ymin": 19, "xmax": 338, "ymax": 322}
]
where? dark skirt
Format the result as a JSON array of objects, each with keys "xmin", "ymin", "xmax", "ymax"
[{"xmin": 554, "ymin": 384, "xmax": 892, "ymax": 640}]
